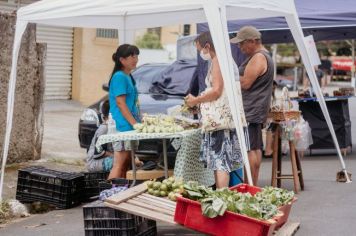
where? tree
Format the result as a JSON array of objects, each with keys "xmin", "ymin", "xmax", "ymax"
[{"xmin": 135, "ymin": 32, "xmax": 163, "ymax": 49}]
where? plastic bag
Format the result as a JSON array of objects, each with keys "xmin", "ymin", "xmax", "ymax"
[
  {"xmin": 281, "ymin": 139, "xmax": 290, "ymax": 154},
  {"xmin": 294, "ymin": 118, "xmax": 313, "ymax": 151}
]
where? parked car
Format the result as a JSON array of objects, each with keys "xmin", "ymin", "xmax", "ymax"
[{"xmin": 78, "ymin": 60, "xmax": 199, "ymax": 158}]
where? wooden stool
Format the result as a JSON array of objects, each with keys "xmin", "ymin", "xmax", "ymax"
[{"xmin": 271, "ymin": 125, "xmax": 304, "ymax": 193}]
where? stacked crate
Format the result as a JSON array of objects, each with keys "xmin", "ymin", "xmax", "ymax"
[
  {"xmin": 16, "ymin": 166, "xmax": 84, "ymax": 209},
  {"xmin": 83, "ymin": 200, "xmax": 157, "ymax": 236},
  {"xmin": 82, "ymin": 172, "xmax": 110, "ymax": 200}
]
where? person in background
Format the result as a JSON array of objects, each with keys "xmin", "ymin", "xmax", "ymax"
[
  {"xmin": 86, "ymin": 101, "xmax": 114, "ymax": 172},
  {"xmin": 264, "ymin": 81, "xmax": 278, "ymax": 158},
  {"xmin": 108, "ymin": 44, "xmax": 141, "ymax": 180},
  {"xmin": 303, "ymin": 66, "xmax": 325, "ymax": 94},
  {"xmin": 230, "ymin": 26, "xmax": 274, "ymax": 186},
  {"xmin": 185, "ymin": 31, "xmax": 243, "ymax": 189},
  {"xmin": 320, "ymin": 52, "xmax": 333, "ymax": 87}
]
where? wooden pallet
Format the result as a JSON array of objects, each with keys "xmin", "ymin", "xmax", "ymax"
[
  {"xmin": 105, "ymin": 183, "xmax": 177, "ymax": 224},
  {"xmin": 105, "ymin": 183, "xmax": 299, "ymax": 235}
]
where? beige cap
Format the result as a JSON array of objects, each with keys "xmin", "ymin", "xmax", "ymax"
[{"xmin": 230, "ymin": 26, "xmax": 261, "ymax": 44}]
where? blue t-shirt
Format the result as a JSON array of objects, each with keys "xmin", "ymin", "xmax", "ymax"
[{"xmin": 109, "ymin": 71, "xmax": 140, "ymax": 131}]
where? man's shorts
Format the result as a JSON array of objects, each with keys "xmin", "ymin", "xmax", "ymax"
[{"xmin": 246, "ymin": 123, "xmax": 263, "ymax": 151}]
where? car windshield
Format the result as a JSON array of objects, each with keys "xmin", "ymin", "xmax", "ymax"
[{"xmin": 132, "ymin": 64, "xmax": 168, "ymax": 94}]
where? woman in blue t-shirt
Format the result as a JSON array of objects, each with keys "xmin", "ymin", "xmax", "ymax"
[{"xmin": 107, "ymin": 44, "xmax": 141, "ymax": 180}]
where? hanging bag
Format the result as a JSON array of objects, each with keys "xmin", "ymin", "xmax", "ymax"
[{"xmin": 199, "ymin": 66, "xmax": 235, "ymax": 132}]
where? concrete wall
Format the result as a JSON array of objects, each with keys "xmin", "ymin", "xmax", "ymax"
[
  {"xmin": 0, "ymin": 13, "xmax": 46, "ymax": 163},
  {"xmin": 72, "ymin": 28, "xmax": 116, "ymax": 106}
]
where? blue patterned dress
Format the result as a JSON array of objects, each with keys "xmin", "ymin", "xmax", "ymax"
[{"xmin": 200, "ymin": 129, "xmax": 243, "ymax": 172}]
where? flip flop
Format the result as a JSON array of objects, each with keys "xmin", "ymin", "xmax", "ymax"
[{"xmin": 140, "ymin": 160, "xmax": 157, "ymax": 171}]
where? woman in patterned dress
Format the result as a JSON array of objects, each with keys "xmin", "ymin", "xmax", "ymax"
[{"xmin": 185, "ymin": 32, "xmax": 243, "ymax": 188}]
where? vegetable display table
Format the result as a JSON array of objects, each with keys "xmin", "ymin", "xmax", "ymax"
[{"xmin": 96, "ymin": 129, "xmax": 215, "ymax": 186}]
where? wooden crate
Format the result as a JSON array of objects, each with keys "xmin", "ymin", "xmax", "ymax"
[{"xmin": 126, "ymin": 169, "xmax": 174, "ymax": 180}]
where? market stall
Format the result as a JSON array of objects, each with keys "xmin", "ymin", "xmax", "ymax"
[
  {"xmin": 2, "ymin": 0, "xmax": 353, "ymax": 200},
  {"xmin": 0, "ymin": 0, "xmax": 352, "ymax": 234}
]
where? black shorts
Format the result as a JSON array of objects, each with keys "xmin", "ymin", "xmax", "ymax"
[{"xmin": 246, "ymin": 123, "xmax": 263, "ymax": 151}]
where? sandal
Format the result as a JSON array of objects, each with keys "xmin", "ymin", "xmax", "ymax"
[{"xmin": 140, "ymin": 161, "xmax": 157, "ymax": 171}]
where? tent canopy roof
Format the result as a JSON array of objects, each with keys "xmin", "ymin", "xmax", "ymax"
[
  {"xmin": 17, "ymin": 0, "xmax": 296, "ymax": 29},
  {"xmin": 198, "ymin": 0, "xmax": 356, "ymax": 43}
]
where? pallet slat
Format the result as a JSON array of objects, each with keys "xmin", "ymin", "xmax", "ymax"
[
  {"xmin": 141, "ymin": 193, "xmax": 177, "ymax": 205},
  {"xmin": 133, "ymin": 196, "xmax": 176, "ymax": 211},
  {"xmin": 105, "ymin": 202, "xmax": 176, "ymax": 225},
  {"xmin": 136, "ymin": 195, "xmax": 176, "ymax": 209},
  {"xmin": 127, "ymin": 199, "xmax": 175, "ymax": 216},
  {"xmin": 106, "ymin": 182, "xmax": 147, "ymax": 204}
]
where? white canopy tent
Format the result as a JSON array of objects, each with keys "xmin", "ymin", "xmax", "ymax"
[{"xmin": 0, "ymin": 0, "xmax": 351, "ymax": 200}]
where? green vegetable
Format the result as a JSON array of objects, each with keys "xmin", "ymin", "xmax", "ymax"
[
  {"xmin": 182, "ymin": 182, "xmax": 294, "ymax": 220},
  {"xmin": 153, "ymin": 182, "xmax": 161, "ymax": 190},
  {"xmin": 160, "ymin": 183, "xmax": 168, "ymax": 191},
  {"xmin": 148, "ymin": 188, "xmax": 154, "ymax": 195},
  {"xmin": 146, "ymin": 181, "xmax": 154, "ymax": 188},
  {"xmin": 153, "ymin": 190, "xmax": 160, "ymax": 197},
  {"xmin": 160, "ymin": 191, "xmax": 167, "ymax": 197}
]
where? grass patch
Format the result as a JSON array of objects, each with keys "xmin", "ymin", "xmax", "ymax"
[{"xmin": 0, "ymin": 201, "xmax": 11, "ymax": 224}]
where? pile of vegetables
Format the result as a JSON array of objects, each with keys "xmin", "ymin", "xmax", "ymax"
[
  {"xmin": 134, "ymin": 114, "xmax": 184, "ymax": 133},
  {"xmin": 182, "ymin": 181, "xmax": 294, "ymax": 220},
  {"xmin": 180, "ymin": 102, "xmax": 199, "ymax": 114},
  {"xmin": 146, "ymin": 177, "xmax": 185, "ymax": 201}
]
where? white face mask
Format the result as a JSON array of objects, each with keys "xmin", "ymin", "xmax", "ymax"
[{"xmin": 200, "ymin": 49, "xmax": 211, "ymax": 61}]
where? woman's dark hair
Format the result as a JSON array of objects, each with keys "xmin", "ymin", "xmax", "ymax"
[
  {"xmin": 109, "ymin": 44, "xmax": 140, "ymax": 86},
  {"xmin": 100, "ymin": 100, "xmax": 110, "ymax": 119},
  {"xmin": 194, "ymin": 31, "xmax": 215, "ymax": 52}
]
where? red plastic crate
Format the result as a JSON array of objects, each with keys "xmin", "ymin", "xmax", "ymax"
[
  {"xmin": 230, "ymin": 184, "xmax": 297, "ymax": 229},
  {"xmin": 174, "ymin": 184, "xmax": 296, "ymax": 236}
]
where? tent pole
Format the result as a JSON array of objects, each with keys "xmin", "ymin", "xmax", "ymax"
[
  {"xmin": 271, "ymin": 44, "xmax": 278, "ymax": 81},
  {"xmin": 0, "ymin": 21, "xmax": 28, "ymax": 200},
  {"xmin": 293, "ymin": 66, "xmax": 298, "ymax": 91},
  {"xmin": 203, "ymin": 2, "xmax": 253, "ymax": 185},
  {"xmin": 351, "ymin": 39, "xmax": 355, "ymax": 88}
]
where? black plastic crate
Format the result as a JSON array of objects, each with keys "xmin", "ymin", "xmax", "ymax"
[
  {"xmin": 82, "ymin": 172, "xmax": 110, "ymax": 200},
  {"xmin": 16, "ymin": 166, "xmax": 84, "ymax": 209},
  {"xmin": 83, "ymin": 200, "xmax": 157, "ymax": 236}
]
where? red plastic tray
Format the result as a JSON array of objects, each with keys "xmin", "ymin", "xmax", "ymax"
[{"xmin": 174, "ymin": 184, "xmax": 296, "ymax": 236}]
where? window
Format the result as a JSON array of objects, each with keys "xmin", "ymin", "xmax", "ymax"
[
  {"xmin": 96, "ymin": 28, "xmax": 118, "ymax": 39},
  {"xmin": 183, "ymin": 24, "xmax": 190, "ymax": 36},
  {"xmin": 147, "ymin": 27, "xmax": 161, "ymax": 39}
]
